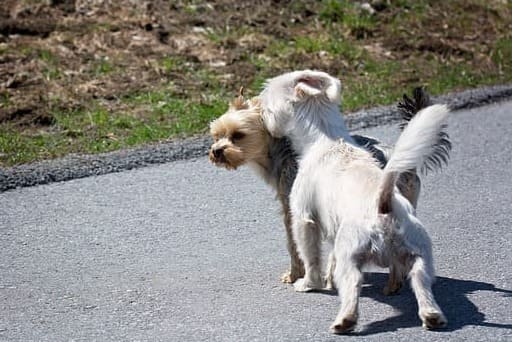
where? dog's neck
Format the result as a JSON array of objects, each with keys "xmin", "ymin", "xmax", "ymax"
[
  {"xmin": 246, "ymin": 133, "xmax": 277, "ymax": 188},
  {"xmin": 289, "ymin": 100, "xmax": 355, "ymax": 155},
  {"xmin": 248, "ymin": 154, "xmax": 271, "ymax": 176},
  {"xmin": 248, "ymin": 134, "xmax": 297, "ymax": 191}
]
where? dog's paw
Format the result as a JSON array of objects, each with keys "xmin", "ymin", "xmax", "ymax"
[
  {"xmin": 293, "ymin": 278, "xmax": 316, "ymax": 292},
  {"xmin": 281, "ymin": 271, "xmax": 297, "ymax": 284},
  {"xmin": 330, "ymin": 318, "xmax": 357, "ymax": 334},
  {"xmin": 293, "ymin": 278, "xmax": 323, "ymax": 292},
  {"xmin": 280, "ymin": 266, "xmax": 305, "ymax": 284},
  {"xmin": 293, "ymin": 278, "xmax": 312, "ymax": 292},
  {"xmin": 421, "ymin": 311, "xmax": 447, "ymax": 330}
]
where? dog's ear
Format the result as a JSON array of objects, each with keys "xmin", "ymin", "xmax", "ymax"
[
  {"xmin": 230, "ymin": 86, "xmax": 248, "ymax": 110},
  {"xmin": 294, "ymin": 71, "xmax": 342, "ymax": 105},
  {"xmin": 295, "ymin": 76, "xmax": 323, "ymax": 97}
]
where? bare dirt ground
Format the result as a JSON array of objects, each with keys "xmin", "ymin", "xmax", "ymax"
[
  {"xmin": 0, "ymin": 0, "xmax": 511, "ymax": 165},
  {"xmin": 1, "ymin": 0, "xmax": 313, "ymax": 127}
]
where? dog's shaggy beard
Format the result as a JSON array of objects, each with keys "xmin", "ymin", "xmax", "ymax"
[{"xmin": 208, "ymin": 144, "xmax": 245, "ymax": 170}]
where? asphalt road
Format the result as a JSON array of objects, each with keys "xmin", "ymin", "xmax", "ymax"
[{"xmin": 1, "ymin": 101, "xmax": 511, "ymax": 341}]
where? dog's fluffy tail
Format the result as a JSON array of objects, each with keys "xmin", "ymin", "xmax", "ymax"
[
  {"xmin": 398, "ymin": 87, "xmax": 452, "ymax": 174},
  {"xmin": 378, "ymin": 104, "xmax": 450, "ymax": 214}
]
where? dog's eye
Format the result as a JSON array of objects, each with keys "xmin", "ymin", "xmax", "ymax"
[{"xmin": 231, "ymin": 132, "xmax": 245, "ymax": 141}]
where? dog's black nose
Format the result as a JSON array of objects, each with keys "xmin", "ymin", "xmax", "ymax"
[{"xmin": 212, "ymin": 147, "xmax": 224, "ymax": 158}]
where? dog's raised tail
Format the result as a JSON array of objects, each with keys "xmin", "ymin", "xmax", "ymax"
[
  {"xmin": 398, "ymin": 87, "xmax": 452, "ymax": 174},
  {"xmin": 378, "ymin": 104, "xmax": 450, "ymax": 214}
]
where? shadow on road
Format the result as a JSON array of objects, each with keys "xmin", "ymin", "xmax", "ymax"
[{"xmin": 353, "ymin": 272, "xmax": 512, "ymax": 335}]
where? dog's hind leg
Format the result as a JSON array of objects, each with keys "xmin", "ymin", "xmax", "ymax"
[
  {"xmin": 407, "ymin": 254, "xmax": 447, "ymax": 329},
  {"xmin": 330, "ymin": 257, "xmax": 363, "ymax": 333},
  {"xmin": 330, "ymin": 230, "xmax": 364, "ymax": 334},
  {"xmin": 325, "ymin": 251, "xmax": 336, "ymax": 290},
  {"xmin": 396, "ymin": 172, "xmax": 421, "ymax": 209},
  {"xmin": 292, "ymin": 218, "xmax": 323, "ymax": 292}
]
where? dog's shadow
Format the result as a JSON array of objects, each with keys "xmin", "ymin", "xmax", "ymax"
[{"xmin": 323, "ymin": 272, "xmax": 512, "ymax": 335}]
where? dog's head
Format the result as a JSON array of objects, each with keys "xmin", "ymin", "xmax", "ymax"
[
  {"xmin": 260, "ymin": 70, "xmax": 342, "ymax": 138},
  {"xmin": 209, "ymin": 93, "xmax": 269, "ymax": 170},
  {"xmin": 259, "ymin": 70, "xmax": 351, "ymax": 154}
]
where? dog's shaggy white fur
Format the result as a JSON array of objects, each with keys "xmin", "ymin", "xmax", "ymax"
[{"xmin": 261, "ymin": 70, "xmax": 448, "ymax": 333}]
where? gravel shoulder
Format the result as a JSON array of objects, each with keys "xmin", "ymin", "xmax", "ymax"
[{"xmin": 1, "ymin": 83, "xmax": 512, "ymax": 193}]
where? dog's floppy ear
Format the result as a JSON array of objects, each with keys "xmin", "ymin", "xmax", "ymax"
[
  {"xmin": 294, "ymin": 71, "xmax": 342, "ymax": 105},
  {"xmin": 295, "ymin": 76, "xmax": 323, "ymax": 97}
]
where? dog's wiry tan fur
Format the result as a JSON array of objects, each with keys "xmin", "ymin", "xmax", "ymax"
[
  {"xmin": 210, "ymin": 96, "xmax": 305, "ymax": 283},
  {"xmin": 210, "ymin": 98, "xmax": 268, "ymax": 171}
]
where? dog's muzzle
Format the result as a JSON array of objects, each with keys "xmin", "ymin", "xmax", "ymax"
[
  {"xmin": 209, "ymin": 147, "xmax": 227, "ymax": 164},
  {"xmin": 212, "ymin": 147, "xmax": 224, "ymax": 159}
]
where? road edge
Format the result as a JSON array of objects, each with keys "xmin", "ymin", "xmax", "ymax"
[{"xmin": 2, "ymin": 83, "xmax": 512, "ymax": 192}]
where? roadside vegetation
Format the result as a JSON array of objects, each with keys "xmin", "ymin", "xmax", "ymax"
[{"xmin": 1, "ymin": 0, "xmax": 511, "ymax": 166}]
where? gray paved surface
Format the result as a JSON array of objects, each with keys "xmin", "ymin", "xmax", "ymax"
[{"xmin": 1, "ymin": 102, "xmax": 512, "ymax": 341}]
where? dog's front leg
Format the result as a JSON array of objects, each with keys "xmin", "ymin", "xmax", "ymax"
[
  {"xmin": 280, "ymin": 205, "xmax": 305, "ymax": 283},
  {"xmin": 292, "ymin": 218, "xmax": 323, "ymax": 292}
]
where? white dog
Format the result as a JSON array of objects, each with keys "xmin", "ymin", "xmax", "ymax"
[{"xmin": 260, "ymin": 70, "xmax": 448, "ymax": 333}]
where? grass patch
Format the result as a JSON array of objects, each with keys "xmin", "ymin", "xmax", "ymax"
[
  {"xmin": 39, "ymin": 49, "xmax": 57, "ymax": 64},
  {"xmin": 0, "ymin": 129, "xmax": 70, "ymax": 166},
  {"xmin": 93, "ymin": 57, "xmax": 115, "ymax": 76},
  {"xmin": 0, "ymin": 96, "xmax": 226, "ymax": 165},
  {"xmin": 320, "ymin": 0, "xmax": 376, "ymax": 38},
  {"xmin": 293, "ymin": 35, "xmax": 364, "ymax": 58},
  {"xmin": 39, "ymin": 49, "xmax": 62, "ymax": 81},
  {"xmin": 492, "ymin": 37, "xmax": 512, "ymax": 74},
  {"xmin": 0, "ymin": 92, "xmax": 10, "ymax": 107},
  {"xmin": 160, "ymin": 56, "xmax": 185, "ymax": 74},
  {"xmin": 123, "ymin": 90, "xmax": 226, "ymax": 136},
  {"xmin": 342, "ymin": 59, "xmax": 403, "ymax": 110}
]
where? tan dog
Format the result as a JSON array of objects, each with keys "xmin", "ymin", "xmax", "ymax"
[{"xmin": 209, "ymin": 93, "xmax": 304, "ymax": 283}]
